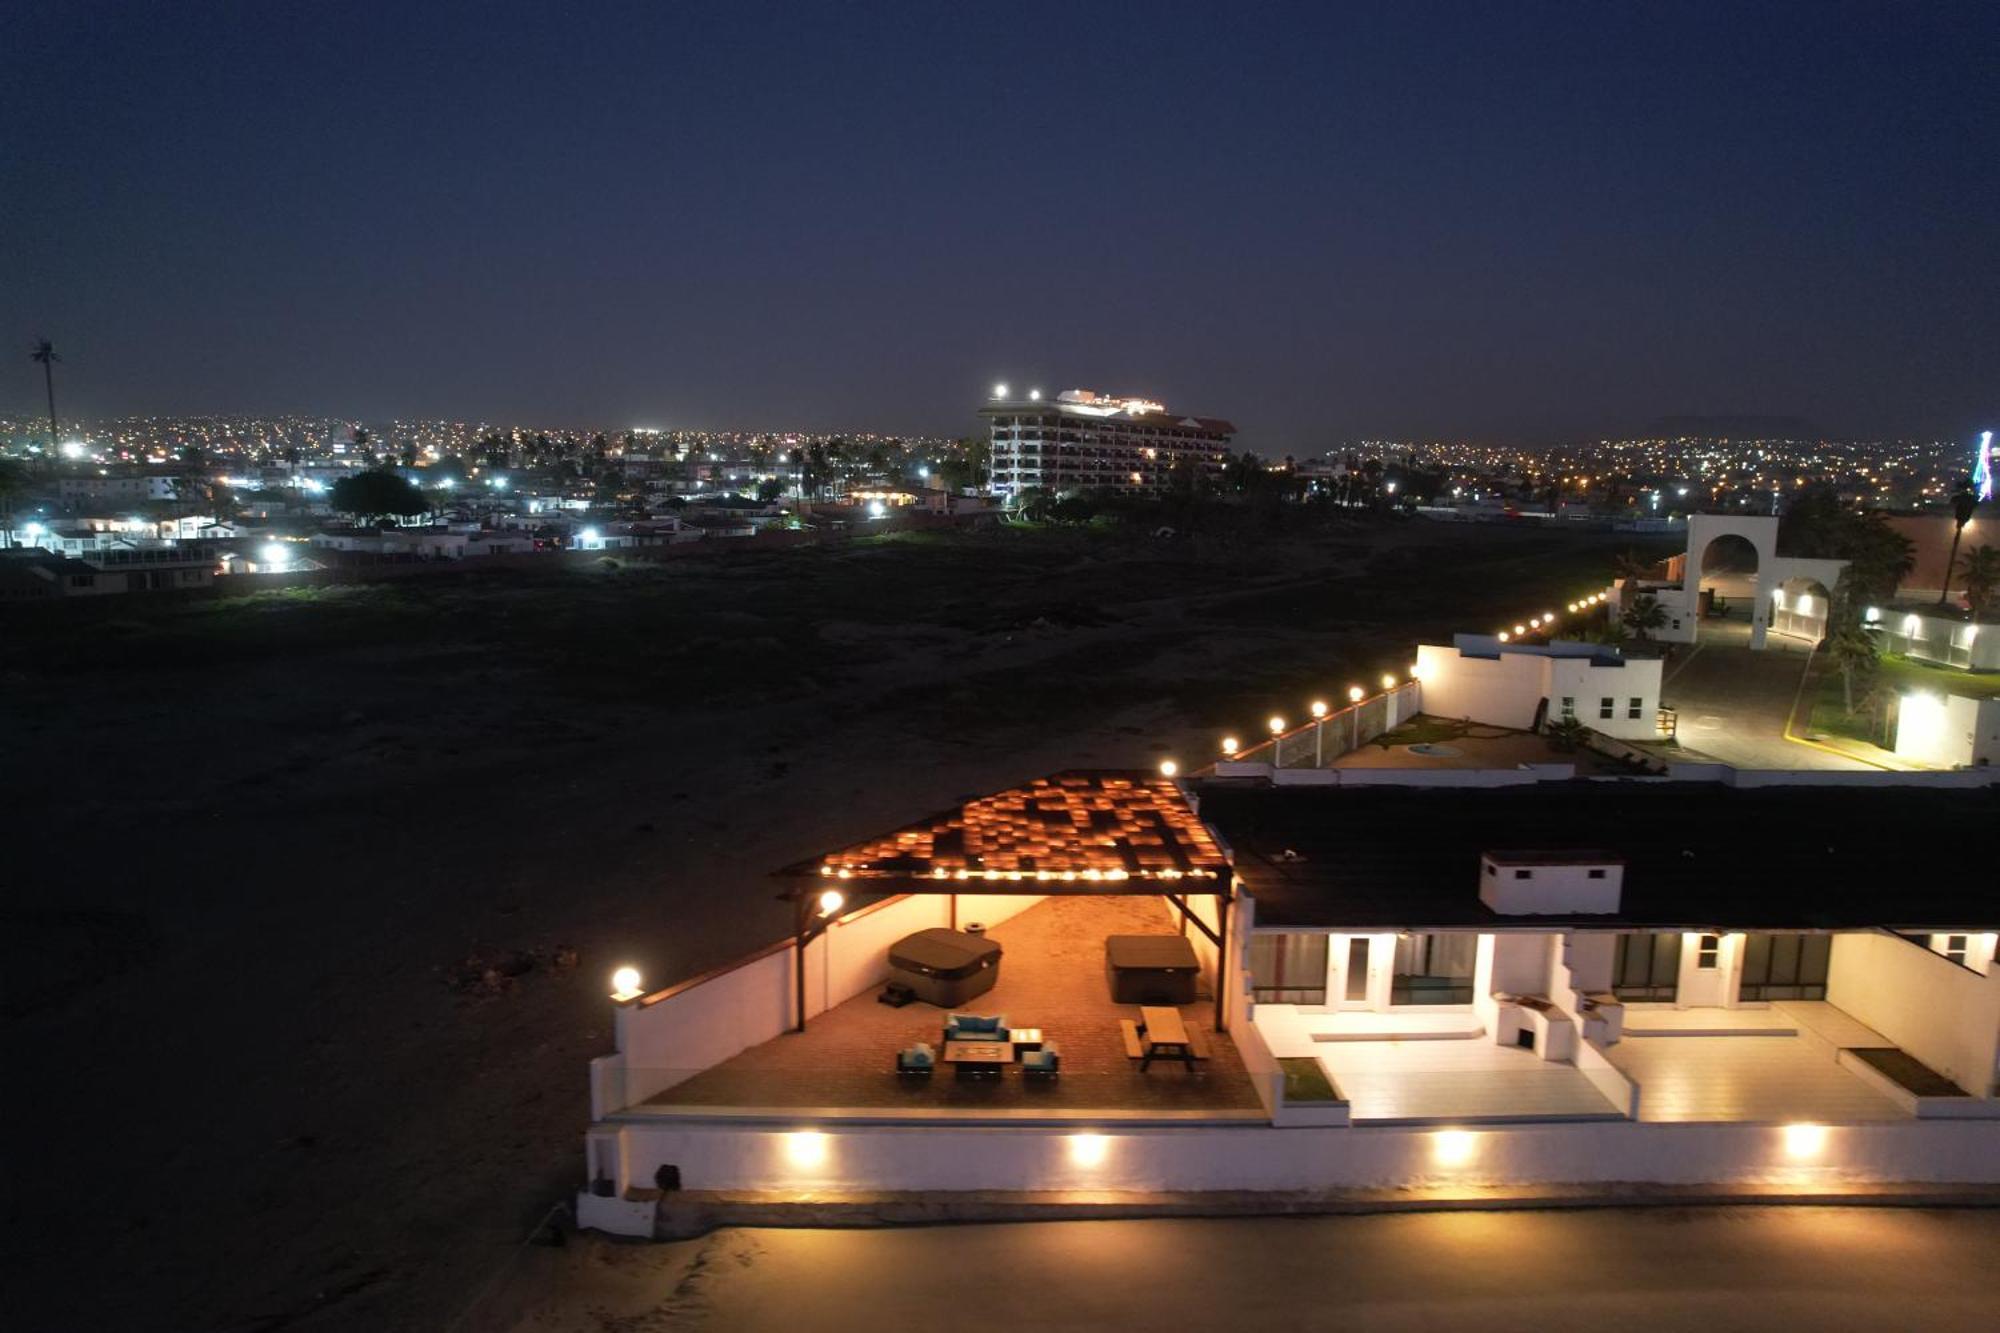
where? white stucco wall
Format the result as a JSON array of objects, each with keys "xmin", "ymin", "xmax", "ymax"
[
  {"xmin": 1826, "ymin": 931, "xmax": 2000, "ymax": 1098},
  {"xmin": 1481, "ymin": 860, "xmax": 1623, "ymax": 915},
  {"xmin": 1413, "ymin": 643, "xmax": 1661, "ymax": 739},
  {"xmin": 593, "ymin": 1117, "xmax": 2000, "ymax": 1206},
  {"xmin": 1896, "ymin": 694, "xmax": 2000, "ymax": 769}
]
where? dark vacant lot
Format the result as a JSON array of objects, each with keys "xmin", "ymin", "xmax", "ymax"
[{"xmin": 2, "ymin": 520, "xmax": 1659, "ymax": 1331}]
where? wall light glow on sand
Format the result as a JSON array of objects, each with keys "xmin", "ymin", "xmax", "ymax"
[{"xmin": 1432, "ymin": 1129, "xmax": 1478, "ymax": 1167}]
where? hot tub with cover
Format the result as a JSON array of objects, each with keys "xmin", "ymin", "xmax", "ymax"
[{"xmin": 888, "ymin": 928, "xmax": 1003, "ymax": 1008}]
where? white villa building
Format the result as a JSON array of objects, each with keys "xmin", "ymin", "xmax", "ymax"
[
  {"xmin": 1413, "ymin": 636, "xmax": 1665, "ymax": 738},
  {"xmin": 573, "ymin": 767, "xmax": 2000, "ymax": 1238}
]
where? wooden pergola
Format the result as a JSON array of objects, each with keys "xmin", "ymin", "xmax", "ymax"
[{"xmin": 775, "ymin": 769, "xmax": 1236, "ymax": 1031}]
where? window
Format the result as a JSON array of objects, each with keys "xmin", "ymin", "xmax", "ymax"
[
  {"xmin": 1587, "ymin": 868, "xmax": 1606, "ymax": 879},
  {"xmin": 1613, "ymin": 932, "xmax": 1682, "ymax": 1001},
  {"xmin": 1627, "ymin": 697, "xmax": 1643, "ymax": 719},
  {"xmin": 1513, "ymin": 868, "xmax": 1531, "ymax": 880},
  {"xmin": 1941, "ymin": 935, "xmax": 1969, "ymax": 967},
  {"xmin": 1249, "ymin": 932, "xmax": 1328, "ymax": 1005},
  {"xmin": 1738, "ymin": 933, "xmax": 1831, "ymax": 1000},
  {"xmin": 1390, "ymin": 933, "xmax": 1477, "ymax": 1005},
  {"xmin": 1598, "ymin": 696, "xmax": 1615, "ymax": 719},
  {"xmin": 1559, "ymin": 696, "xmax": 1576, "ymax": 721},
  {"xmin": 1484, "ymin": 863, "xmax": 1496, "ymax": 876},
  {"xmin": 1695, "ymin": 934, "xmax": 1721, "ymax": 969}
]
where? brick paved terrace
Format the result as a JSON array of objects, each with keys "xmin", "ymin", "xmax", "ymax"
[{"xmin": 642, "ymin": 895, "xmax": 1264, "ymax": 1118}]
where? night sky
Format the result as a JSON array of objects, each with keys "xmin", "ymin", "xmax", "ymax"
[{"xmin": 6, "ymin": 2, "xmax": 1996, "ymax": 447}]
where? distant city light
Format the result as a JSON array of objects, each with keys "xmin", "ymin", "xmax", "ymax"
[
  {"xmin": 1028, "ymin": 389, "xmax": 1042, "ymax": 401},
  {"xmin": 260, "ymin": 543, "xmax": 289, "ymax": 567},
  {"xmin": 579, "ymin": 527, "xmax": 600, "ymax": 545},
  {"xmin": 59, "ymin": 440, "xmax": 86, "ymax": 458},
  {"xmin": 867, "ymin": 500, "xmax": 887, "ymax": 518}
]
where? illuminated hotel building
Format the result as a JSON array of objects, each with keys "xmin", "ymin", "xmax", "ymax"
[{"xmin": 979, "ymin": 388, "xmax": 1235, "ymax": 500}]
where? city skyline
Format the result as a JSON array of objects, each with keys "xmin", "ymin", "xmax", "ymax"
[{"xmin": 7, "ymin": 3, "xmax": 1997, "ymax": 445}]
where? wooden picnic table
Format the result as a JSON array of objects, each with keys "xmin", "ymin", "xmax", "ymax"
[{"xmin": 1138, "ymin": 1006, "xmax": 1196, "ymax": 1072}]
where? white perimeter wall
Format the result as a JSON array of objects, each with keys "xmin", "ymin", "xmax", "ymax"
[
  {"xmin": 1827, "ymin": 930, "xmax": 2000, "ymax": 1098},
  {"xmin": 598, "ymin": 1118, "xmax": 1999, "ymax": 1199}
]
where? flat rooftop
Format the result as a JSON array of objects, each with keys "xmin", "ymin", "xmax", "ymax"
[{"xmin": 1194, "ymin": 779, "xmax": 2000, "ymax": 931}]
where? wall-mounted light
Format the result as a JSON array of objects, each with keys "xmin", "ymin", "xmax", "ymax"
[
  {"xmin": 1432, "ymin": 1129, "xmax": 1478, "ymax": 1167},
  {"xmin": 785, "ymin": 1130, "xmax": 828, "ymax": 1168},
  {"xmin": 1781, "ymin": 1123, "xmax": 1827, "ymax": 1160},
  {"xmin": 1068, "ymin": 1132, "xmax": 1108, "ymax": 1167}
]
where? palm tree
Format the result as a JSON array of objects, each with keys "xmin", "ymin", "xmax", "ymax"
[
  {"xmin": 1956, "ymin": 545, "xmax": 1999, "ymax": 620},
  {"xmin": 1621, "ymin": 593, "xmax": 1668, "ymax": 642},
  {"xmin": 1826, "ymin": 621, "xmax": 1878, "ymax": 716},
  {"xmin": 30, "ymin": 338, "xmax": 61, "ymax": 457},
  {"xmin": 1613, "ymin": 550, "xmax": 1657, "ymax": 584},
  {"xmin": 1939, "ymin": 480, "xmax": 1980, "ymax": 606}
]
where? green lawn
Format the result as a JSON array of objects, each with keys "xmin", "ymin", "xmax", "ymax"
[{"xmin": 1279, "ymin": 1056, "xmax": 1341, "ymax": 1103}]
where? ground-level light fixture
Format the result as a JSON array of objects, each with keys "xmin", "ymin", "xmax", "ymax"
[
  {"xmin": 818, "ymin": 889, "xmax": 845, "ymax": 917},
  {"xmin": 610, "ymin": 966, "xmax": 643, "ymax": 1002},
  {"xmin": 1310, "ymin": 700, "xmax": 1329, "ymax": 718},
  {"xmin": 1158, "ymin": 759, "xmax": 1179, "ymax": 778}
]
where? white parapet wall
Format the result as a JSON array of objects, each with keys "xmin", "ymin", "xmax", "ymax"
[
  {"xmin": 1826, "ymin": 930, "xmax": 2000, "ymax": 1099},
  {"xmin": 582, "ymin": 1118, "xmax": 2000, "ymax": 1228}
]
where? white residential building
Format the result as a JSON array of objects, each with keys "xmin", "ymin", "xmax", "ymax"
[{"xmin": 1414, "ymin": 635, "xmax": 1665, "ymax": 739}]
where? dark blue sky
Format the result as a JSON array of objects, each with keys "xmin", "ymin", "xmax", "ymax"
[{"xmin": 6, "ymin": 1, "xmax": 1996, "ymax": 448}]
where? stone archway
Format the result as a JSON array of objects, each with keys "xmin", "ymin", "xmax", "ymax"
[{"xmin": 1683, "ymin": 515, "xmax": 1780, "ymax": 649}]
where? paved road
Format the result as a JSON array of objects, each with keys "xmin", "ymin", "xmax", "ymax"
[
  {"xmin": 1661, "ymin": 619, "xmax": 1864, "ymax": 770},
  {"xmin": 564, "ymin": 1208, "xmax": 2000, "ymax": 1331}
]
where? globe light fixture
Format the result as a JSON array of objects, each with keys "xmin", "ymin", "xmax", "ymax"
[
  {"xmin": 1158, "ymin": 759, "xmax": 1179, "ymax": 778},
  {"xmin": 610, "ymin": 966, "xmax": 643, "ymax": 1001},
  {"xmin": 1347, "ymin": 686, "xmax": 1364, "ymax": 703},
  {"xmin": 1310, "ymin": 700, "xmax": 1329, "ymax": 718},
  {"xmin": 1268, "ymin": 716, "xmax": 1286, "ymax": 736},
  {"xmin": 1221, "ymin": 736, "xmax": 1239, "ymax": 756},
  {"xmin": 1380, "ymin": 673, "xmax": 1397, "ymax": 691},
  {"xmin": 818, "ymin": 889, "xmax": 845, "ymax": 917}
]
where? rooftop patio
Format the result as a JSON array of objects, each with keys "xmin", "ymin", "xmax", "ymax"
[
  {"xmin": 638, "ymin": 894, "xmax": 1264, "ymax": 1120},
  {"xmin": 1606, "ymin": 1001, "xmax": 1910, "ymax": 1123}
]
